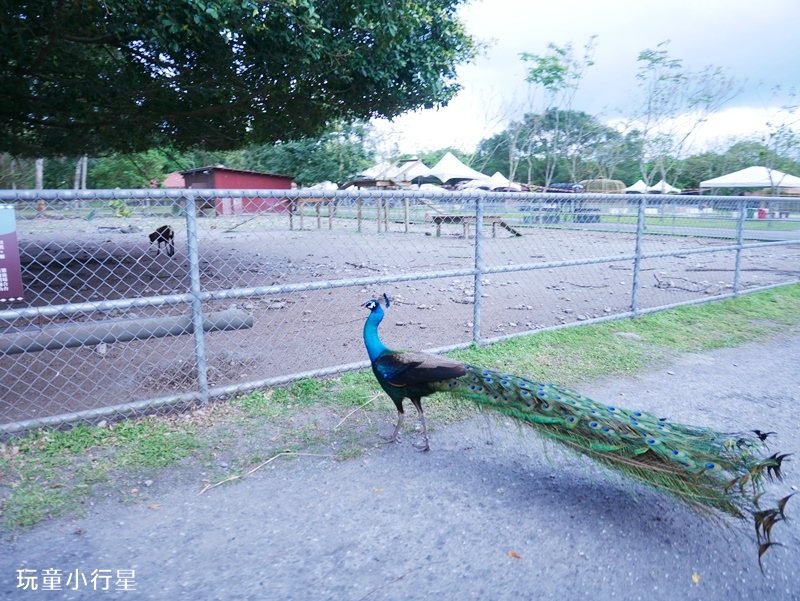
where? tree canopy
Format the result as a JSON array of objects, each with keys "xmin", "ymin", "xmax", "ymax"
[
  {"xmin": 237, "ymin": 122, "xmax": 375, "ymax": 186},
  {"xmin": 2, "ymin": 0, "xmax": 476, "ymax": 157},
  {"xmin": 473, "ymin": 109, "xmax": 632, "ymax": 185}
]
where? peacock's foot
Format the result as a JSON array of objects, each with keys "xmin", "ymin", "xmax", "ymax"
[
  {"xmin": 380, "ymin": 414, "xmax": 404, "ymax": 445},
  {"xmin": 413, "ymin": 438, "xmax": 431, "ymax": 452}
]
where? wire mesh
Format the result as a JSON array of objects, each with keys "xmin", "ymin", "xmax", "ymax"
[{"xmin": 1, "ymin": 188, "xmax": 798, "ymax": 433}]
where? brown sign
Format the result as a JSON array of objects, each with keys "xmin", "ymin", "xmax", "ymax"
[{"xmin": 0, "ymin": 205, "xmax": 24, "ymax": 302}]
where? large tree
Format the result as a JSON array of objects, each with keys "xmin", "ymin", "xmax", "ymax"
[
  {"xmin": 514, "ymin": 37, "xmax": 597, "ymax": 186},
  {"xmin": 474, "ymin": 109, "xmax": 624, "ymax": 185},
  {"xmin": 627, "ymin": 41, "xmax": 737, "ymax": 187},
  {"xmin": 239, "ymin": 121, "xmax": 375, "ymax": 186},
  {"xmin": 2, "ymin": 0, "xmax": 475, "ymax": 157}
]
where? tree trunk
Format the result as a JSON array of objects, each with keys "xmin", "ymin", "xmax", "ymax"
[
  {"xmin": 35, "ymin": 158, "xmax": 44, "ymax": 189},
  {"xmin": 73, "ymin": 158, "xmax": 82, "ymax": 189}
]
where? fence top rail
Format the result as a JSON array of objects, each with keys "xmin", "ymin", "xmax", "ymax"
[{"xmin": 0, "ymin": 188, "xmax": 793, "ymax": 205}]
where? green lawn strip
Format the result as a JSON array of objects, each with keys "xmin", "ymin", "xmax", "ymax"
[
  {"xmin": 599, "ymin": 215, "xmax": 800, "ymax": 231},
  {"xmin": 2, "ymin": 284, "xmax": 798, "ymax": 531}
]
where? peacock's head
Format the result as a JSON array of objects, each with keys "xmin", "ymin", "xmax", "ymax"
[{"xmin": 362, "ymin": 293, "xmax": 390, "ymax": 312}]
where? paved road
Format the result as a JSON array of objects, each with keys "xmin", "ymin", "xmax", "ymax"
[{"xmin": 3, "ymin": 337, "xmax": 800, "ymax": 600}]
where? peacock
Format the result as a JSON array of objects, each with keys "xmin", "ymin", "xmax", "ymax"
[{"xmin": 361, "ymin": 294, "xmax": 792, "ymax": 568}]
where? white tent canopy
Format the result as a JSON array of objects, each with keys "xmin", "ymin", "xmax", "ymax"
[
  {"xmin": 356, "ymin": 158, "xmax": 435, "ymax": 184},
  {"xmin": 386, "ymin": 158, "xmax": 433, "ymax": 182},
  {"xmin": 625, "ymin": 180, "xmax": 648, "ymax": 193},
  {"xmin": 647, "ymin": 179, "xmax": 681, "ymax": 194},
  {"xmin": 489, "ymin": 172, "xmax": 510, "ymax": 189},
  {"xmin": 306, "ymin": 181, "xmax": 339, "ymax": 190},
  {"xmin": 700, "ymin": 166, "xmax": 800, "ymax": 189},
  {"xmin": 459, "ymin": 179, "xmax": 491, "ymax": 190},
  {"xmin": 429, "ymin": 152, "xmax": 489, "ymax": 184},
  {"xmin": 488, "ymin": 171, "xmax": 522, "ymax": 191},
  {"xmin": 357, "ymin": 161, "xmax": 392, "ymax": 180}
]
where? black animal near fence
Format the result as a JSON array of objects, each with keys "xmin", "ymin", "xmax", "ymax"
[{"xmin": 148, "ymin": 225, "xmax": 175, "ymax": 257}]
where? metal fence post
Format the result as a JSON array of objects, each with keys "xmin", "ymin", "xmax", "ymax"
[
  {"xmin": 473, "ymin": 193, "xmax": 484, "ymax": 345},
  {"xmin": 630, "ymin": 196, "xmax": 646, "ymax": 316},
  {"xmin": 733, "ymin": 197, "xmax": 746, "ymax": 295},
  {"xmin": 185, "ymin": 194, "xmax": 210, "ymax": 404}
]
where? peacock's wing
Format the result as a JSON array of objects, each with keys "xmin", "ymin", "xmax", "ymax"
[{"xmin": 374, "ymin": 351, "xmax": 467, "ymax": 387}]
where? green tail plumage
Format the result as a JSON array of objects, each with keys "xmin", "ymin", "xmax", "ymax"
[
  {"xmin": 433, "ymin": 366, "xmax": 788, "ymax": 522},
  {"xmin": 361, "ymin": 295, "xmax": 792, "ymax": 568}
]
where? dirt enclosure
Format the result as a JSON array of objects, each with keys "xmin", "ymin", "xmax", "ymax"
[{"xmin": 2, "ymin": 212, "xmax": 799, "ymax": 427}]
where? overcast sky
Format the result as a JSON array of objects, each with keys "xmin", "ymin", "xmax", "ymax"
[{"xmin": 374, "ymin": 0, "xmax": 800, "ymax": 157}]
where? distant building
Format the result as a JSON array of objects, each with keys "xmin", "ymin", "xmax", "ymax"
[
  {"xmin": 163, "ymin": 172, "xmax": 186, "ymax": 188},
  {"xmin": 176, "ymin": 166, "xmax": 295, "ymax": 215}
]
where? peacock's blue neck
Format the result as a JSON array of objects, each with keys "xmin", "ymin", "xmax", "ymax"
[{"xmin": 363, "ymin": 305, "xmax": 390, "ymax": 362}]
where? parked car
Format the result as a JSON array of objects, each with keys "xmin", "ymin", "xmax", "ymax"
[{"xmin": 544, "ymin": 182, "xmax": 585, "ymax": 193}]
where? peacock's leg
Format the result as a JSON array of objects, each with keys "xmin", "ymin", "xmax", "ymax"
[
  {"xmin": 410, "ymin": 398, "xmax": 430, "ymax": 452},
  {"xmin": 381, "ymin": 411, "xmax": 404, "ymax": 444},
  {"xmin": 414, "ymin": 413, "xmax": 431, "ymax": 452}
]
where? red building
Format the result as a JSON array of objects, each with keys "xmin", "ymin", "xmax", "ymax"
[{"xmin": 179, "ymin": 166, "xmax": 295, "ymax": 215}]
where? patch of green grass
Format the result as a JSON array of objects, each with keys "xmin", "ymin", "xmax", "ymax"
[
  {"xmin": 112, "ymin": 421, "xmax": 202, "ymax": 468},
  {"xmin": 335, "ymin": 440, "xmax": 367, "ymax": 461},
  {"xmin": 452, "ymin": 325, "xmax": 655, "ymax": 385},
  {"xmin": 16, "ymin": 425, "xmax": 113, "ymax": 456},
  {"xmin": 233, "ymin": 391, "xmax": 289, "ymax": 420},
  {"xmin": 74, "ymin": 463, "xmax": 111, "ymax": 485},
  {"xmin": 599, "ymin": 215, "xmax": 800, "ymax": 231},
  {"xmin": 234, "ymin": 376, "xmax": 368, "ymax": 419},
  {"xmin": 2, "ymin": 483, "xmax": 78, "ymax": 529},
  {"xmin": 261, "ymin": 378, "xmax": 335, "ymax": 409},
  {"xmin": 623, "ymin": 285, "xmax": 800, "ymax": 352},
  {"xmin": 281, "ymin": 427, "xmax": 326, "ymax": 450},
  {"xmin": 330, "ymin": 371, "xmax": 384, "ymax": 407},
  {"xmin": 451, "ymin": 284, "xmax": 800, "ymax": 383},
  {"xmin": 0, "ymin": 417, "xmax": 204, "ymax": 530},
  {"xmin": 1, "ymin": 454, "xmax": 93, "ymax": 529},
  {"xmin": 235, "ymin": 371, "xmax": 384, "ymax": 415}
]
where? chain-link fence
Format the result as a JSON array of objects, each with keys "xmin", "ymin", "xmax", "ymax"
[{"xmin": 1, "ymin": 188, "xmax": 798, "ymax": 434}]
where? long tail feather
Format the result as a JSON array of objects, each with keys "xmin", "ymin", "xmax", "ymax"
[{"xmin": 433, "ymin": 365, "xmax": 791, "ymax": 562}]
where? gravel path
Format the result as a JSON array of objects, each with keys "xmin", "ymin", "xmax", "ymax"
[{"xmin": 3, "ymin": 336, "xmax": 800, "ymax": 600}]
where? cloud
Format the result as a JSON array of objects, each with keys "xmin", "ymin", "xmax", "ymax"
[{"xmin": 375, "ymin": 0, "xmax": 800, "ymax": 156}]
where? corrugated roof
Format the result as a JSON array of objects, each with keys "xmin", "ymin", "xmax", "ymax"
[{"xmin": 180, "ymin": 166, "xmax": 293, "ymax": 180}]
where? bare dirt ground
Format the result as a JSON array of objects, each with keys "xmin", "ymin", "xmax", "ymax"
[{"xmin": 2, "ymin": 214, "xmax": 799, "ymax": 426}]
